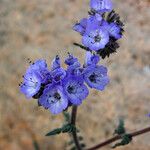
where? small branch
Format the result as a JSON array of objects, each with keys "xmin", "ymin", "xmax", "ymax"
[
  {"xmin": 71, "ymin": 105, "xmax": 82, "ymax": 150},
  {"xmin": 86, "ymin": 126, "xmax": 150, "ymax": 150}
]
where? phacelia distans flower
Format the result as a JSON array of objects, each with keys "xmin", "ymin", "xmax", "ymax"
[
  {"xmin": 73, "ymin": 18, "xmax": 87, "ymax": 35},
  {"xmin": 73, "ymin": 0, "xmax": 124, "ymax": 59},
  {"xmin": 82, "ymin": 28, "xmax": 109, "ymax": 51},
  {"xmin": 20, "ymin": 71, "xmax": 42, "ymax": 98},
  {"xmin": 84, "ymin": 51, "xmax": 109, "ymax": 90},
  {"xmin": 38, "ymin": 85, "xmax": 68, "ymax": 114},
  {"xmin": 20, "ymin": 59, "xmax": 51, "ymax": 98},
  {"xmin": 63, "ymin": 76, "xmax": 89, "ymax": 105},
  {"xmin": 84, "ymin": 65, "xmax": 109, "ymax": 90},
  {"xmin": 90, "ymin": 0, "xmax": 113, "ymax": 13}
]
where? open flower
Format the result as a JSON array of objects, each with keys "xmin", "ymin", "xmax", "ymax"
[
  {"xmin": 73, "ymin": 18, "xmax": 87, "ymax": 35},
  {"xmin": 84, "ymin": 65, "xmax": 109, "ymax": 90},
  {"xmin": 82, "ymin": 28, "xmax": 109, "ymax": 51},
  {"xmin": 90, "ymin": 0, "xmax": 113, "ymax": 13},
  {"xmin": 63, "ymin": 76, "xmax": 89, "ymax": 105},
  {"xmin": 20, "ymin": 59, "xmax": 51, "ymax": 98},
  {"xmin": 20, "ymin": 70, "xmax": 42, "ymax": 98},
  {"xmin": 38, "ymin": 85, "xmax": 68, "ymax": 114}
]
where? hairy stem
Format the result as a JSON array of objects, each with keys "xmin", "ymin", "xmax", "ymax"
[
  {"xmin": 86, "ymin": 126, "xmax": 150, "ymax": 150},
  {"xmin": 71, "ymin": 105, "xmax": 82, "ymax": 150}
]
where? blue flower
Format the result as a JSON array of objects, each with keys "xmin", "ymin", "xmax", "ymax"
[
  {"xmin": 20, "ymin": 70, "xmax": 42, "ymax": 98},
  {"xmin": 51, "ymin": 68, "xmax": 66, "ymax": 83},
  {"xmin": 107, "ymin": 23, "xmax": 122, "ymax": 39},
  {"xmin": 82, "ymin": 28, "xmax": 109, "ymax": 51},
  {"xmin": 20, "ymin": 59, "xmax": 51, "ymax": 98},
  {"xmin": 90, "ymin": 0, "xmax": 113, "ymax": 13},
  {"xmin": 65, "ymin": 53, "xmax": 83, "ymax": 76},
  {"xmin": 84, "ymin": 65, "xmax": 109, "ymax": 90},
  {"xmin": 63, "ymin": 76, "xmax": 89, "ymax": 105},
  {"xmin": 84, "ymin": 51, "xmax": 100, "ymax": 67},
  {"xmin": 51, "ymin": 55, "xmax": 66, "ymax": 83},
  {"xmin": 65, "ymin": 53, "xmax": 78, "ymax": 66},
  {"xmin": 73, "ymin": 18, "xmax": 87, "ymax": 35},
  {"xmin": 39, "ymin": 85, "xmax": 68, "ymax": 114}
]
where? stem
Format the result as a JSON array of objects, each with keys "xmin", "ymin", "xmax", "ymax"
[
  {"xmin": 73, "ymin": 42, "xmax": 91, "ymax": 52},
  {"xmin": 71, "ymin": 105, "xmax": 82, "ymax": 150},
  {"xmin": 86, "ymin": 126, "xmax": 150, "ymax": 150}
]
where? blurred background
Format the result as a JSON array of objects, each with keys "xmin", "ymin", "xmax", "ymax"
[{"xmin": 0, "ymin": 0, "xmax": 150, "ymax": 149}]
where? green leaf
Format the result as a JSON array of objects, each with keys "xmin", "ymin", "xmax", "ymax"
[
  {"xmin": 68, "ymin": 140, "xmax": 74, "ymax": 146},
  {"xmin": 46, "ymin": 128, "xmax": 62, "ymax": 136},
  {"xmin": 114, "ymin": 118, "xmax": 126, "ymax": 135},
  {"xmin": 80, "ymin": 143, "xmax": 86, "ymax": 148},
  {"xmin": 78, "ymin": 136, "xmax": 83, "ymax": 141},
  {"xmin": 112, "ymin": 134, "xmax": 132, "ymax": 148},
  {"xmin": 62, "ymin": 124, "xmax": 76, "ymax": 133}
]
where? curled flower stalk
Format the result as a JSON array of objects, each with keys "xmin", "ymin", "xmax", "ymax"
[{"xmin": 19, "ymin": 0, "xmax": 149, "ymax": 149}]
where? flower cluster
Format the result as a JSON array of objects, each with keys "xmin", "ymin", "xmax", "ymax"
[
  {"xmin": 20, "ymin": 52, "xmax": 109, "ymax": 114},
  {"xmin": 73, "ymin": 0, "xmax": 124, "ymax": 59},
  {"xmin": 20, "ymin": 0, "xmax": 124, "ymax": 115}
]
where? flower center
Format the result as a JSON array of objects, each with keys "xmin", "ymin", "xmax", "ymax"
[
  {"xmin": 67, "ymin": 85, "xmax": 76, "ymax": 94},
  {"xmin": 89, "ymin": 73, "xmax": 97, "ymax": 83},
  {"xmin": 94, "ymin": 35, "xmax": 101, "ymax": 42},
  {"xmin": 54, "ymin": 92, "xmax": 61, "ymax": 100}
]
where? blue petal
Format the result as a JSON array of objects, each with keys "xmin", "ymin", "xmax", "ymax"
[
  {"xmin": 20, "ymin": 71, "xmax": 42, "ymax": 98},
  {"xmin": 82, "ymin": 33, "xmax": 93, "ymax": 48},
  {"xmin": 51, "ymin": 55, "xmax": 60, "ymax": 71},
  {"xmin": 63, "ymin": 76, "xmax": 89, "ymax": 105},
  {"xmin": 51, "ymin": 67, "xmax": 66, "ymax": 83},
  {"xmin": 85, "ymin": 15, "xmax": 101, "ymax": 33},
  {"xmin": 27, "ymin": 59, "xmax": 51, "ymax": 84},
  {"xmin": 108, "ymin": 23, "xmax": 122, "ymax": 39},
  {"xmin": 73, "ymin": 18, "xmax": 87, "ymax": 35}
]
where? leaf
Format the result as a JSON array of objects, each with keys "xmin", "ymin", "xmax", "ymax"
[
  {"xmin": 62, "ymin": 124, "xmax": 76, "ymax": 133},
  {"xmin": 112, "ymin": 134, "xmax": 132, "ymax": 148},
  {"xmin": 114, "ymin": 118, "xmax": 126, "ymax": 135},
  {"xmin": 46, "ymin": 128, "xmax": 62, "ymax": 136}
]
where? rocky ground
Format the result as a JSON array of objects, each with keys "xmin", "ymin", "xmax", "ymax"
[{"xmin": 0, "ymin": 0, "xmax": 150, "ymax": 149}]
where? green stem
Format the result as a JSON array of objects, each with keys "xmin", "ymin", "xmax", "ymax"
[{"xmin": 71, "ymin": 105, "xmax": 82, "ymax": 150}]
